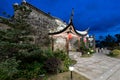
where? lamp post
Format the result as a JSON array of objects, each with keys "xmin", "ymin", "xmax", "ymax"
[
  {"xmin": 86, "ymin": 34, "xmax": 89, "ymax": 48},
  {"xmin": 88, "ymin": 36, "xmax": 93, "ymax": 47},
  {"xmin": 69, "ymin": 66, "xmax": 74, "ymax": 80}
]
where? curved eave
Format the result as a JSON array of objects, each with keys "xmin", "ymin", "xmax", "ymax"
[
  {"xmin": 76, "ymin": 28, "xmax": 89, "ymax": 36},
  {"xmin": 49, "ymin": 21, "xmax": 73, "ymax": 35},
  {"xmin": 76, "ymin": 30, "xmax": 88, "ymax": 36},
  {"xmin": 49, "ymin": 21, "xmax": 88, "ymax": 36},
  {"xmin": 74, "ymin": 28, "xmax": 88, "ymax": 36}
]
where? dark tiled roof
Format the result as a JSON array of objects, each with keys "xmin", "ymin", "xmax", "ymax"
[{"xmin": 49, "ymin": 20, "xmax": 88, "ymax": 36}]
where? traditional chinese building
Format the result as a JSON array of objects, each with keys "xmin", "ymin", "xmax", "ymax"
[
  {"xmin": 12, "ymin": 0, "xmax": 95, "ymax": 52},
  {"xmin": 49, "ymin": 9, "xmax": 92, "ymax": 53}
]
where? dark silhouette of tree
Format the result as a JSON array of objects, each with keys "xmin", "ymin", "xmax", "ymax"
[
  {"xmin": 99, "ymin": 35, "xmax": 104, "ymax": 41},
  {"xmin": 0, "ymin": 5, "xmax": 35, "ymax": 61},
  {"xmin": 104, "ymin": 35, "xmax": 116, "ymax": 47},
  {"xmin": 115, "ymin": 34, "xmax": 120, "ymax": 44},
  {"xmin": 96, "ymin": 34, "xmax": 120, "ymax": 49}
]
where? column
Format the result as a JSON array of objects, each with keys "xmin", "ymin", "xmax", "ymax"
[
  {"xmin": 51, "ymin": 37, "xmax": 54, "ymax": 51},
  {"xmin": 66, "ymin": 38, "xmax": 69, "ymax": 55}
]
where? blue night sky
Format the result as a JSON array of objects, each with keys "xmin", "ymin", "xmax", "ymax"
[{"xmin": 0, "ymin": 0, "xmax": 120, "ymax": 39}]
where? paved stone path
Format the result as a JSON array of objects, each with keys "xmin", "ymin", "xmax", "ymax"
[{"xmin": 69, "ymin": 51, "xmax": 120, "ymax": 80}]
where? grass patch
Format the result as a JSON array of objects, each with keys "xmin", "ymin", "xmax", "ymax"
[
  {"xmin": 116, "ymin": 55, "xmax": 120, "ymax": 59},
  {"xmin": 81, "ymin": 54, "xmax": 93, "ymax": 57},
  {"xmin": 107, "ymin": 54, "xmax": 120, "ymax": 59},
  {"xmin": 16, "ymin": 72, "xmax": 89, "ymax": 80},
  {"xmin": 108, "ymin": 54, "xmax": 120, "ymax": 59},
  {"xmin": 47, "ymin": 71, "xmax": 89, "ymax": 80},
  {"xmin": 107, "ymin": 53, "xmax": 118, "ymax": 57}
]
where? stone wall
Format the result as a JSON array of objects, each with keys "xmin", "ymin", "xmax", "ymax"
[
  {"xmin": 54, "ymin": 37, "xmax": 66, "ymax": 51},
  {"xmin": 13, "ymin": 2, "xmax": 67, "ymax": 45}
]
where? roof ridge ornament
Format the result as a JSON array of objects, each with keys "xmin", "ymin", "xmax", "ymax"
[
  {"xmin": 13, "ymin": 3, "xmax": 19, "ymax": 6},
  {"xmin": 69, "ymin": 8, "xmax": 74, "ymax": 24},
  {"xmin": 86, "ymin": 27, "xmax": 90, "ymax": 32}
]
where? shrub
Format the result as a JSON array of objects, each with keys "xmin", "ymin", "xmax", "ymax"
[
  {"xmin": 16, "ymin": 48, "xmax": 46, "ymax": 64},
  {"xmin": 108, "ymin": 52, "xmax": 115, "ymax": 57},
  {"xmin": 89, "ymin": 49, "xmax": 94, "ymax": 54},
  {"xmin": 53, "ymin": 49, "xmax": 67, "ymax": 61},
  {"xmin": 111, "ymin": 49, "xmax": 120, "ymax": 55},
  {"xmin": 80, "ymin": 46, "xmax": 89, "ymax": 54},
  {"xmin": 43, "ymin": 48, "xmax": 54, "ymax": 58},
  {"xmin": 14, "ymin": 48, "xmax": 47, "ymax": 79},
  {"xmin": 14, "ymin": 61, "xmax": 46, "ymax": 79},
  {"xmin": 44, "ymin": 57, "xmax": 61, "ymax": 74},
  {"xmin": 53, "ymin": 49, "xmax": 72, "ymax": 72},
  {"xmin": 0, "ymin": 57, "xmax": 20, "ymax": 80},
  {"xmin": 61, "ymin": 57, "xmax": 72, "ymax": 72}
]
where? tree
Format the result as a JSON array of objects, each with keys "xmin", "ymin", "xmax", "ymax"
[
  {"xmin": 96, "ymin": 34, "xmax": 119, "ymax": 49},
  {"xmin": 115, "ymin": 34, "xmax": 120, "ymax": 43},
  {"xmin": 0, "ymin": 5, "xmax": 49, "ymax": 79},
  {"xmin": 0, "ymin": 5, "xmax": 35, "ymax": 61},
  {"xmin": 0, "ymin": 57, "xmax": 20, "ymax": 80}
]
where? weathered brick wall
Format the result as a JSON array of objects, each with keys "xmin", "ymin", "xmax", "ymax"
[
  {"xmin": 13, "ymin": 2, "xmax": 67, "ymax": 46},
  {"xmin": 21, "ymin": 2, "xmax": 58, "ymax": 31},
  {"xmin": 13, "ymin": 2, "xmax": 58, "ymax": 45},
  {"xmin": 54, "ymin": 37, "xmax": 66, "ymax": 51}
]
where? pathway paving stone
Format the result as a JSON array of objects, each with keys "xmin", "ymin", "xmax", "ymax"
[{"xmin": 69, "ymin": 51, "xmax": 120, "ymax": 80}]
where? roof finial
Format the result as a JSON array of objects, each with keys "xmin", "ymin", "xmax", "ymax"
[
  {"xmin": 22, "ymin": 0, "xmax": 26, "ymax": 3},
  {"xmin": 13, "ymin": 3, "xmax": 19, "ymax": 6},
  {"xmin": 69, "ymin": 8, "xmax": 74, "ymax": 24}
]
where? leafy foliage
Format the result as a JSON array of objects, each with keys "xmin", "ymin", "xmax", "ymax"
[
  {"xmin": 111, "ymin": 49, "xmax": 120, "ymax": 55},
  {"xmin": 0, "ymin": 4, "xmax": 74, "ymax": 80},
  {"xmin": 53, "ymin": 49, "xmax": 67, "ymax": 61},
  {"xmin": 80, "ymin": 46, "xmax": 89, "ymax": 54},
  {"xmin": 14, "ymin": 62, "xmax": 46, "ymax": 79},
  {"xmin": 0, "ymin": 57, "xmax": 20, "ymax": 80},
  {"xmin": 107, "ymin": 49, "xmax": 120, "ymax": 58},
  {"xmin": 44, "ymin": 57, "xmax": 61, "ymax": 74},
  {"xmin": 53, "ymin": 49, "xmax": 72, "ymax": 72},
  {"xmin": 115, "ymin": 34, "xmax": 120, "ymax": 43},
  {"xmin": 0, "ymin": 5, "xmax": 34, "ymax": 61},
  {"xmin": 0, "ymin": 5, "xmax": 48, "ymax": 80}
]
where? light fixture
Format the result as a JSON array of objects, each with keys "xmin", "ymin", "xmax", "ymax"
[
  {"xmin": 69, "ymin": 66, "xmax": 74, "ymax": 80},
  {"xmin": 69, "ymin": 66, "xmax": 74, "ymax": 71}
]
